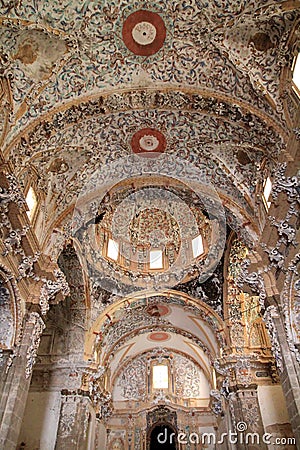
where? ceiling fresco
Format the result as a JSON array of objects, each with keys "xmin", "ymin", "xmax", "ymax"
[
  {"xmin": 1, "ymin": 0, "xmax": 298, "ymax": 140},
  {"xmin": 0, "ymin": 1, "xmax": 298, "ymax": 437},
  {"xmin": 88, "ymin": 291, "xmax": 225, "ymax": 370}
]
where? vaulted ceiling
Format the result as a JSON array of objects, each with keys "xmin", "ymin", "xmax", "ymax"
[{"xmin": 0, "ymin": 0, "xmax": 299, "ymax": 405}]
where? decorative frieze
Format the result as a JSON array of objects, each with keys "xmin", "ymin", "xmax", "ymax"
[
  {"xmin": 263, "ymin": 306, "xmax": 283, "ymax": 372},
  {"xmin": 272, "ymin": 163, "xmax": 299, "ymax": 203},
  {"xmin": 39, "ymin": 268, "xmax": 70, "ymax": 315},
  {"xmin": 25, "ymin": 312, "xmax": 45, "ymax": 378}
]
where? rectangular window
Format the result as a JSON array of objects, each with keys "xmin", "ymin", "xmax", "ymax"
[
  {"xmin": 192, "ymin": 234, "xmax": 204, "ymax": 258},
  {"xmin": 150, "ymin": 250, "xmax": 163, "ymax": 269},
  {"xmin": 153, "ymin": 365, "xmax": 168, "ymax": 389},
  {"xmin": 25, "ymin": 186, "xmax": 37, "ymax": 220},
  {"xmin": 263, "ymin": 177, "xmax": 272, "ymax": 209},
  {"xmin": 107, "ymin": 238, "xmax": 119, "ymax": 261}
]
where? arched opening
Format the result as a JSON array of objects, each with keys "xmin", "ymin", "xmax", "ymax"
[{"xmin": 149, "ymin": 424, "xmax": 177, "ymax": 450}]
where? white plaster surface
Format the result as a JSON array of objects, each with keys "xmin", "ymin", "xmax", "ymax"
[
  {"xmin": 19, "ymin": 390, "xmax": 61, "ymax": 449},
  {"xmin": 258, "ymin": 385, "xmax": 290, "ymax": 427}
]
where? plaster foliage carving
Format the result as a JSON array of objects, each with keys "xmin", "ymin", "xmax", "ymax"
[
  {"xmin": 175, "ymin": 257, "xmax": 224, "ymax": 317},
  {"xmin": 269, "ymin": 217, "xmax": 297, "ymax": 246},
  {"xmin": 117, "ymin": 355, "xmax": 147, "ymax": 401},
  {"xmin": 134, "ymin": 429, "xmax": 141, "ymax": 450},
  {"xmin": 263, "ymin": 306, "xmax": 283, "ymax": 372},
  {"xmin": 227, "ymin": 241, "xmax": 267, "ymax": 354},
  {"xmin": 227, "ymin": 239, "xmax": 249, "ymax": 348},
  {"xmin": 271, "ymin": 162, "xmax": 299, "ymax": 203},
  {"xmin": 0, "ymin": 266, "xmax": 23, "ymax": 362},
  {"xmin": 97, "ymin": 299, "xmax": 217, "ymax": 365},
  {"xmin": 214, "ymin": 354, "xmax": 264, "ymax": 391},
  {"xmin": 236, "ymin": 258, "xmax": 267, "ymax": 309},
  {"xmin": 116, "ymin": 349, "xmax": 204, "ymax": 402},
  {"xmin": 90, "ymin": 282, "xmax": 113, "ymax": 323},
  {"xmin": 0, "ymin": 0, "xmax": 294, "ymax": 138},
  {"xmin": 86, "ymin": 366, "xmax": 113, "ymax": 421},
  {"xmin": 0, "ymin": 173, "xmax": 26, "ymax": 209},
  {"xmin": 294, "ymin": 128, "xmax": 300, "ymax": 140},
  {"xmin": 105, "ymin": 324, "xmax": 214, "ymax": 370},
  {"xmin": 89, "ymin": 379, "xmax": 113, "ymax": 421},
  {"xmin": 17, "ymin": 252, "xmax": 40, "ymax": 279},
  {"xmin": 281, "ymin": 254, "xmax": 300, "ymax": 364},
  {"xmin": 0, "ymin": 281, "xmax": 14, "ymax": 348},
  {"xmin": 100, "ymin": 306, "xmax": 167, "ymax": 350},
  {"xmin": 235, "ymin": 356, "xmax": 253, "ymax": 386},
  {"xmin": 25, "ymin": 311, "xmax": 45, "ymax": 378},
  {"xmin": 0, "ymin": 76, "xmax": 12, "ymax": 145},
  {"xmin": 39, "ymin": 268, "xmax": 70, "ymax": 315},
  {"xmin": 59, "ymin": 397, "xmax": 77, "ymax": 438},
  {"xmin": 2, "ymin": 227, "xmax": 30, "ymax": 257},
  {"xmin": 147, "ymin": 406, "xmax": 177, "ymax": 429},
  {"xmin": 239, "ymin": 391, "xmax": 261, "ymax": 432},
  {"xmin": 58, "ymin": 246, "xmax": 86, "ymax": 333},
  {"xmin": 210, "ymin": 389, "xmax": 223, "ymax": 416},
  {"xmin": 173, "ymin": 354, "xmax": 202, "ymax": 398},
  {"xmin": 261, "ymin": 163, "xmax": 299, "ymax": 273}
]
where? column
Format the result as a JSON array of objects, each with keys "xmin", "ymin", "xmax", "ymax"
[
  {"xmin": 0, "ymin": 312, "xmax": 44, "ymax": 450},
  {"xmin": 55, "ymin": 393, "xmax": 91, "ymax": 449},
  {"xmin": 229, "ymin": 386, "xmax": 267, "ymax": 450},
  {"xmin": 272, "ymin": 311, "xmax": 300, "ymax": 446}
]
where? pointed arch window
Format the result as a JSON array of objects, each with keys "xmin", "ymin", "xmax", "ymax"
[
  {"xmin": 25, "ymin": 186, "xmax": 37, "ymax": 221},
  {"xmin": 107, "ymin": 238, "xmax": 119, "ymax": 261},
  {"xmin": 262, "ymin": 177, "xmax": 272, "ymax": 210},
  {"xmin": 192, "ymin": 234, "xmax": 204, "ymax": 258}
]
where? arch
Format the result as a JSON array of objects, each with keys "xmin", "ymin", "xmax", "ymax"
[
  {"xmin": 146, "ymin": 407, "xmax": 178, "ymax": 450},
  {"xmin": 148, "ymin": 423, "xmax": 178, "ymax": 450},
  {"xmin": 108, "ymin": 437, "xmax": 125, "ymax": 450},
  {"xmin": 0, "ymin": 265, "xmax": 22, "ymax": 349},
  {"xmin": 86, "ymin": 290, "xmax": 227, "ymax": 360},
  {"xmin": 0, "ymin": 276, "xmax": 14, "ymax": 349}
]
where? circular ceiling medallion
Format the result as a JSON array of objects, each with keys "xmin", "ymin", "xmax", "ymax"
[
  {"xmin": 122, "ymin": 10, "xmax": 166, "ymax": 56},
  {"xmin": 146, "ymin": 304, "xmax": 170, "ymax": 317},
  {"xmin": 131, "ymin": 128, "xmax": 166, "ymax": 157},
  {"xmin": 132, "ymin": 22, "xmax": 157, "ymax": 46},
  {"xmin": 148, "ymin": 331, "xmax": 170, "ymax": 342}
]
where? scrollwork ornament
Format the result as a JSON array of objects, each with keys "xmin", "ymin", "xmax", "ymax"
[
  {"xmin": 85, "ymin": 365, "xmax": 113, "ymax": 421},
  {"xmin": 293, "ymin": 128, "xmax": 300, "ymax": 140},
  {"xmin": 236, "ymin": 258, "xmax": 267, "ymax": 309},
  {"xmin": 269, "ymin": 217, "xmax": 297, "ymax": 246},
  {"xmin": 2, "ymin": 226, "xmax": 30, "ymax": 256},
  {"xmin": 25, "ymin": 312, "xmax": 45, "ymax": 378},
  {"xmin": 17, "ymin": 253, "xmax": 40, "ymax": 280},
  {"xmin": 3, "ymin": 174, "xmax": 26, "ymax": 209},
  {"xmin": 272, "ymin": 163, "xmax": 299, "ymax": 203},
  {"xmin": 263, "ymin": 306, "xmax": 283, "ymax": 372},
  {"xmin": 281, "ymin": 254, "xmax": 300, "ymax": 364},
  {"xmin": 39, "ymin": 268, "xmax": 70, "ymax": 315},
  {"xmin": 210, "ymin": 389, "xmax": 223, "ymax": 416}
]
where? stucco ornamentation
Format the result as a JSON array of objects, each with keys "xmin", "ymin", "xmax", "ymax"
[{"xmin": 25, "ymin": 312, "xmax": 45, "ymax": 378}]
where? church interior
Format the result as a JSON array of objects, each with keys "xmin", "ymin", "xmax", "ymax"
[{"xmin": 0, "ymin": 1, "xmax": 299, "ymax": 449}]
